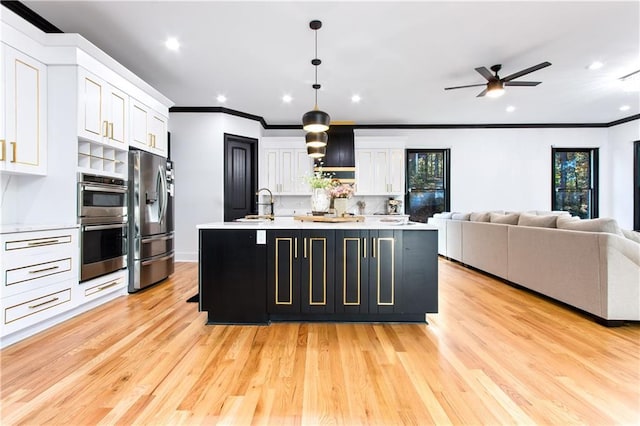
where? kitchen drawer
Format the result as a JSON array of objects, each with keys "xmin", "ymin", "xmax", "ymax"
[
  {"xmin": 79, "ymin": 271, "xmax": 126, "ymax": 303},
  {"xmin": 6, "ymin": 258, "xmax": 72, "ymax": 287},
  {"xmin": 4, "ymin": 234, "xmax": 72, "ymax": 252},
  {"xmin": 2, "ymin": 281, "xmax": 73, "ymax": 336}
]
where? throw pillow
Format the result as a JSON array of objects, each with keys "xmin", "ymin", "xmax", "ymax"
[
  {"xmin": 557, "ymin": 217, "xmax": 624, "ymax": 236},
  {"xmin": 451, "ymin": 213, "xmax": 470, "ymax": 221},
  {"xmin": 438, "ymin": 212, "xmax": 455, "ymax": 219},
  {"xmin": 518, "ymin": 213, "xmax": 558, "ymax": 228},
  {"xmin": 622, "ymin": 229, "xmax": 640, "ymax": 244},
  {"xmin": 470, "ymin": 212, "xmax": 491, "ymax": 222},
  {"xmin": 490, "ymin": 212, "xmax": 520, "ymax": 225}
]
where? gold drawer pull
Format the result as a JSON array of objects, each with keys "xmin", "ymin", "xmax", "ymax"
[
  {"xmin": 109, "ymin": 122, "xmax": 114, "ymax": 139},
  {"xmin": 103, "ymin": 120, "xmax": 109, "ymax": 137},
  {"xmin": 10, "ymin": 142, "xmax": 16, "ymax": 163},
  {"xmin": 98, "ymin": 280, "xmax": 121, "ymax": 291},
  {"xmin": 0, "ymin": 139, "xmax": 5, "ymax": 161},
  {"xmin": 29, "ymin": 297, "xmax": 60, "ymax": 309},
  {"xmin": 27, "ymin": 240, "xmax": 60, "ymax": 246},
  {"xmin": 29, "ymin": 265, "xmax": 60, "ymax": 274}
]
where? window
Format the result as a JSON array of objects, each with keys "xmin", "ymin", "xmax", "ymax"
[
  {"xmin": 405, "ymin": 149, "xmax": 450, "ymax": 222},
  {"xmin": 552, "ymin": 148, "xmax": 599, "ymax": 219}
]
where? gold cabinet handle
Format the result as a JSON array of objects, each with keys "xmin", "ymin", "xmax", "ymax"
[
  {"xmin": 29, "ymin": 265, "xmax": 60, "ymax": 274},
  {"xmin": 103, "ymin": 120, "xmax": 109, "ymax": 137},
  {"xmin": 98, "ymin": 279, "xmax": 121, "ymax": 291},
  {"xmin": 372, "ymin": 237, "xmax": 377, "ymax": 258},
  {"xmin": 363, "ymin": 237, "xmax": 367, "ymax": 258},
  {"xmin": 29, "ymin": 297, "xmax": 60, "ymax": 309},
  {"xmin": 109, "ymin": 122, "xmax": 114, "ymax": 139},
  {"xmin": 10, "ymin": 142, "xmax": 16, "ymax": 163},
  {"xmin": 28, "ymin": 239, "xmax": 60, "ymax": 246},
  {"xmin": 0, "ymin": 139, "xmax": 5, "ymax": 161},
  {"xmin": 148, "ymin": 133, "xmax": 153, "ymax": 147}
]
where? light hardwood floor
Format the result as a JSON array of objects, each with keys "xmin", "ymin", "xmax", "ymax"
[{"xmin": 1, "ymin": 259, "xmax": 639, "ymax": 425}]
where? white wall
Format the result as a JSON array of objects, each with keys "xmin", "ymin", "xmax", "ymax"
[
  {"xmin": 170, "ymin": 115, "xmax": 637, "ymax": 260},
  {"xmin": 607, "ymin": 120, "xmax": 640, "ymax": 229},
  {"xmin": 169, "ymin": 113, "xmax": 263, "ymax": 261}
]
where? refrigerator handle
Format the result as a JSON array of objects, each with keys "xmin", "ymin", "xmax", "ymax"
[{"xmin": 158, "ymin": 164, "xmax": 168, "ymax": 226}]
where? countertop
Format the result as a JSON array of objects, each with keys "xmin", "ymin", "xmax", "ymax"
[
  {"xmin": 0, "ymin": 223, "xmax": 79, "ymax": 234},
  {"xmin": 197, "ymin": 217, "xmax": 437, "ymax": 231}
]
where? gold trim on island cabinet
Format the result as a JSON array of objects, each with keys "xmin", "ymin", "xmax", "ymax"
[
  {"xmin": 342, "ymin": 237, "xmax": 361, "ymax": 306},
  {"xmin": 308, "ymin": 237, "xmax": 327, "ymax": 306},
  {"xmin": 275, "ymin": 237, "xmax": 293, "ymax": 305},
  {"xmin": 376, "ymin": 237, "xmax": 395, "ymax": 306}
]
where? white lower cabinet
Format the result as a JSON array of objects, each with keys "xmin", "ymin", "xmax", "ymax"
[{"xmin": 0, "ymin": 227, "xmax": 127, "ymax": 348}]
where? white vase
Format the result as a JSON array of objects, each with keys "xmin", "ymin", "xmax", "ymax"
[
  {"xmin": 311, "ymin": 188, "xmax": 330, "ymax": 214},
  {"xmin": 334, "ymin": 198, "xmax": 348, "ymax": 216}
]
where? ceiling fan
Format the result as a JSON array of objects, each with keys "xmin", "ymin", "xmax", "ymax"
[{"xmin": 445, "ymin": 62, "xmax": 552, "ymax": 98}]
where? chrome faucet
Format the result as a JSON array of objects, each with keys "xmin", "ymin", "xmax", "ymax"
[{"xmin": 255, "ymin": 187, "xmax": 275, "ymax": 219}]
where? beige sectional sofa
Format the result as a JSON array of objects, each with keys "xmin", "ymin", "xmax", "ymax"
[{"xmin": 428, "ymin": 211, "xmax": 640, "ymax": 324}]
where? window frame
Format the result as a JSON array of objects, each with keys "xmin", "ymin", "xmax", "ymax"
[
  {"xmin": 405, "ymin": 148, "xmax": 451, "ymax": 222},
  {"xmin": 551, "ymin": 147, "xmax": 599, "ymax": 219}
]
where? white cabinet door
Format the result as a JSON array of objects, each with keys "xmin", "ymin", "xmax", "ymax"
[
  {"xmin": 1, "ymin": 44, "xmax": 47, "ymax": 175},
  {"xmin": 355, "ymin": 150, "xmax": 375, "ymax": 195},
  {"xmin": 372, "ymin": 150, "xmax": 390, "ymax": 194},
  {"xmin": 295, "ymin": 150, "xmax": 313, "ymax": 193},
  {"xmin": 78, "ymin": 68, "xmax": 128, "ymax": 148},
  {"xmin": 263, "ymin": 149, "xmax": 280, "ymax": 192},
  {"xmin": 129, "ymin": 98, "xmax": 149, "ymax": 150},
  {"xmin": 279, "ymin": 149, "xmax": 295, "ymax": 193},
  {"xmin": 261, "ymin": 148, "xmax": 312, "ymax": 194},
  {"xmin": 149, "ymin": 113, "xmax": 167, "ymax": 156},
  {"xmin": 388, "ymin": 148, "xmax": 405, "ymax": 194}
]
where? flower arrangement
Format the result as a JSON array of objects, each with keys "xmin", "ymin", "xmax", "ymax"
[
  {"xmin": 304, "ymin": 169, "xmax": 334, "ymax": 189},
  {"xmin": 330, "ymin": 183, "xmax": 355, "ymax": 199}
]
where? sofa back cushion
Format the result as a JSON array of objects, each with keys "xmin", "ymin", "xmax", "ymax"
[
  {"xmin": 557, "ymin": 217, "xmax": 624, "ymax": 236},
  {"xmin": 451, "ymin": 213, "xmax": 470, "ymax": 221},
  {"xmin": 622, "ymin": 229, "xmax": 640, "ymax": 244},
  {"xmin": 470, "ymin": 212, "xmax": 491, "ymax": 222},
  {"xmin": 490, "ymin": 212, "xmax": 520, "ymax": 225},
  {"xmin": 518, "ymin": 213, "xmax": 558, "ymax": 228}
]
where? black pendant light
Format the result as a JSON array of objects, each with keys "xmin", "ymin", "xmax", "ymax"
[
  {"xmin": 307, "ymin": 145, "xmax": 326, "ymax": 159},
  {"xmin": 305, "ymin": 131, "xmax": 328, "ymax": 148},
  {"xmin": 302, "ymin": 20, "xmax": 330, "ymax": 134}
]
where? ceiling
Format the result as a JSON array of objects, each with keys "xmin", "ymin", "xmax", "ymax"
[{"xmin": 22, "ymin": 1, "xmax": 640, "ymax": 126}]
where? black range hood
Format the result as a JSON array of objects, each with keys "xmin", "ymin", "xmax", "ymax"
[{"xmin": 314, "ymin": 125, "xmax": 356, "ymax": 183}]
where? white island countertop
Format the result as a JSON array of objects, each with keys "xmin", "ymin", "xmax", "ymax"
[{"xmin": 197, "ymin": 217, "xmax": 437, "ymax": 230}]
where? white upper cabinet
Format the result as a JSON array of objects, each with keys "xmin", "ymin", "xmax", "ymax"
[
  {"xmin": 130, "ymin": 97, "xmax": 168, "ymax": 157},
  {"xmin": 77, "ymin": 68, "xmax": 128, "ymax": 148},
  {"xmin": 0, "ymin": 44, "xmax": 47, "ymax": 175},
  {"xmin": 355, "ymin": 138, "xmax": 405, "ymax": 196},
  {"xmin": 260, "ymin": 138, "xmax": 313, "ymax": 195}
]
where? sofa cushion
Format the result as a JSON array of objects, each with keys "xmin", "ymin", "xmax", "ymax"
[
  {"xmin": 470, "ymin": 212, "xmax": 491, "ymax": 222},
  {"xmin": 530, "ymin": 210, "xmax": 571, "ymax": 216},
  {"xmin": 622, "ymin": 229, "xmax": 640, "ymax": 244},
  {"xmin": 557, "ymin": 217, "xmax": 624, "ymax": 236},
  {"xmin": 437, "ymin": 212, "xmax": 455, "ymax": 219},
  {"xmin": 518, "ymin": 213, "xmax": 558, "ymax": 228},
  {"xmin": 490, "ymin": 212, "xmax": 520, "ymax": 225},
  {"xmin": 451, "ymin": 213, "xmax": 470, "ymax": 221}
]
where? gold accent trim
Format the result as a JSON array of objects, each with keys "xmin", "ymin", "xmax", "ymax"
[
  {"xmin": 343, "ymin": 238, "xmax": 361, "ymax": 305},
  {"xmin": 314, "ymin": 166, "xmax": 356, "ymax": 172},
  {"xmin": 0, "ymin": 139, "xmax": 5, "ymax": 161},
  {"xmin": 275, "ymin": 238, "xmax": 293, "ymax": 305},
  {"xmin": 9, "ymin": 142, "xmax": 16, "ymax": 163},
  {"xmin": 330, "ymin": 120, "xmax": 356, "ymax": 125},
  {"xmin": 377, "ymin": 237, "xmax": 395, "ymax": 306},
  {"xmin": 308, "ymin": 237, "xmax": 327, "ymax": 305}
]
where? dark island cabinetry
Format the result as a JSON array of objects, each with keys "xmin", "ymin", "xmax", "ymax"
[{"xmin": 199, "ymin": 225, "xmax": 438, "ymax": 324}]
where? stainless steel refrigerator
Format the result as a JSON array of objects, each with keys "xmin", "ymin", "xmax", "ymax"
[{"xmin": 128, "ymin": 149, "xmax": 175, "ymax": 293}]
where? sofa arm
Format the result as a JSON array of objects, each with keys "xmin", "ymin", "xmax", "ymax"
[{"xmin": 598, "ymin": 233, "xmax": 640, "ymax": 320}]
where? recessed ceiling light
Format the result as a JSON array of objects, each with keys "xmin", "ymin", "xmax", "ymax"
[
  {"xmin": 282, "ymin": 94, "xmax": 293, "ymax": 103},
  {"xmin": 351, "ymin": 94, "xmax": 361, "ymax": 103},
  {"xmin": 216, "ymin": 94, "xmax": 227, "ymax": 103},
  {"xmin": 506, "ymin": 105, "xmax": 516, "ymax": 113},
  {"xmin": 619, "ymin": 105, "xmax": 631, "ymax": 111},
  {"xmin": 587, "ymin": 61, "xmax": 604, "ymax": 70},
  {"xmin": 165, "ymin": 37, "xmax": 180, "ymax": 51}
]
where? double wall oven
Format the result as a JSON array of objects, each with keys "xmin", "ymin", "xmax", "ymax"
[{"xmin": 78, "ymin": 174, "xmax": 128, "ymax": 282}]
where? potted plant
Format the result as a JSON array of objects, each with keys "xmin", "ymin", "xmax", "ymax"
[
  {"xmin": 304, "ymin": 169, "xmax": 333, "ymax": 214},
  {"xmin": 330, "ymin": 183, "xmax": 355, "ymax": 216}
]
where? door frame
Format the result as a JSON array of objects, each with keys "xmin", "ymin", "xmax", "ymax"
[{"xmin": 223, "ymin": 133, "xmax": 258, "ymax": 222}]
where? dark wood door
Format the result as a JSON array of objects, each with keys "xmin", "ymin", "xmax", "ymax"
[
  {"xmin": 369, "ymin": 230, "xmax": 403, "ymax": 314},
  {"xmin": 335, "ymin": 230, "xmax": 369, "ymax": 314},
  {"xmin": 300, "ymin": 230, "xmax": 335, "ymax": 314},
  {"xmin": 224, "ymin": 134, "xmax": 257, "ymax": 222},
  {"xmin": 267, "ymin": 230, "xmax": 301, "ymax": 314}
]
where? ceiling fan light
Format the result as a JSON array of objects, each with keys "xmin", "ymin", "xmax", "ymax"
[
  {"xmin": 486, "ymin": 80, "xmax": 505, "ymax": 98},
  {"xmin": 305, "ymin": 131, "xmax": 328, "ymax": 148},
  {"xmin": 307, "ymin": 145, "xmax": 326, "ymax": 158},
  {"xmin": 302, "ymin": 109, "xmax": 330, "ymax": 132}
]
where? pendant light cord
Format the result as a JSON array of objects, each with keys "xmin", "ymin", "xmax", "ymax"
[{"xmin": 314, "ymin": 28, "xmax": 319, "ymax": 109}]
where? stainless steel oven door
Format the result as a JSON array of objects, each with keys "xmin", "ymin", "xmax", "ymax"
[
  {"xmin": 80, "ymin": 220, "xmax": 128, "ymax": 282},
  {"xmin": 78, "ymin": 181, "xmax": 128, "ymax": 218}
]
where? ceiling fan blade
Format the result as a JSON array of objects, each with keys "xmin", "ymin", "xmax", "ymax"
[
  {"xmin": 475, "ymin": 67, "xmax": 495, "ymax": 81},
  {"xmin": 501, "ymin": 62, "xmax": 551, "ymax": 82},
  {"xmin": 444, "ymin": 83, "xmax": 487, "ymax": 90},
  {"xmin": 504, "ymin": 81, "xmax": 541, "ymax": 87},
  {"xmin": 476, "ymin": 88, "xmax": 488, "ymax": 97}
]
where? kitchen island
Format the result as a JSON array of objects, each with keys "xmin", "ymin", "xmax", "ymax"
[{"xmin": 198, "ymin": 218, "xmax": 438, "ymax": 324}]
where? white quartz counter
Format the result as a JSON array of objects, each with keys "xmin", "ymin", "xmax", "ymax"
[
  {"xmin": 197, "ymin": 217, "xmax": 437, "ymax": 231},
  {"xmin": 0, "ymin": 223, "xmax": 79, "ymax": 234}
]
